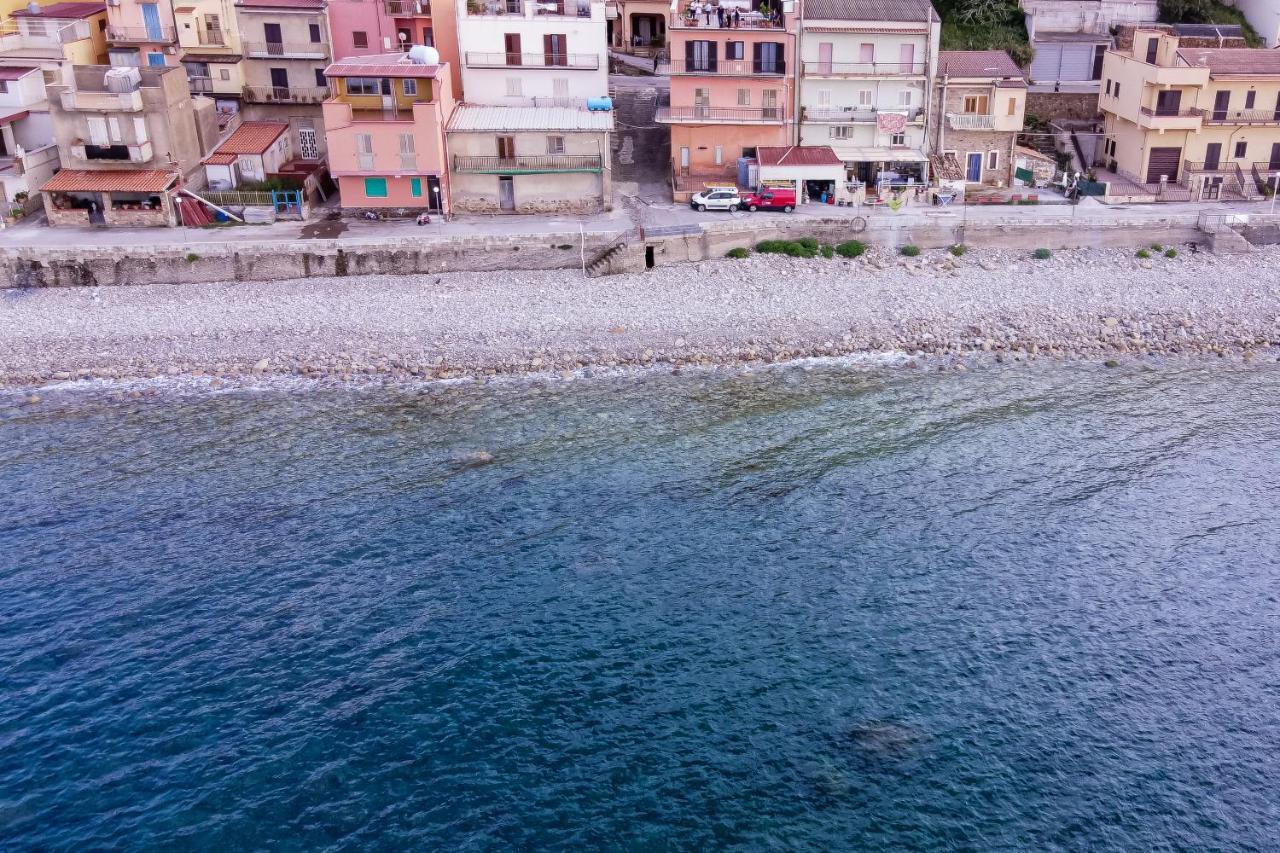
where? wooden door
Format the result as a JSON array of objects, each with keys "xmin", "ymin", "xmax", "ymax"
[
  {"xmin": 497, "ymin": 136, "xmax": 515, "ymax": 159},
  {"xmin": 1212, "ymin": 90, "xmax": 1230, "ymax": 121},
  {"xmin": 817, "ymin": 42, "xmax": 832, "ymax": 75},
  {"xmin": 504, "ymin": 33, "xmax": 521, "ymax": 65},
  {"xmin": 499, "ymin": 176, "xmax": 515, "ymax": 210},
  {"xmin": 1155, "ymin": 89, "xmax": 1181, "ymax": 116},
  {"xmin": 1204, "ymin": 142, "xmax": 1221, "ymax": 170}
]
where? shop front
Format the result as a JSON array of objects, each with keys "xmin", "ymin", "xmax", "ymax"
[{"xmin": 755, "ymin": 145, "xmax": 848, "ymax": 207}]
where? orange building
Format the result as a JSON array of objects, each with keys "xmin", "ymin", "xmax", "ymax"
[{"xmin": 656, "ymin": 0, "xmax": 797, "ymax": 200}]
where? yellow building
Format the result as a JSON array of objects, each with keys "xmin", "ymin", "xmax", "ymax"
[
  {"xmin": 175, "ymin": 0, "xmax": 244, "ymax": 110},
  {"xmin": 1099, "ymin": 30, "xmax": 1280, "ymax": 200}
]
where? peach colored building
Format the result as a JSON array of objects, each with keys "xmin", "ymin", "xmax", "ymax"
[
  {"xmin": 322, "ymin": 50, "xmax": 453, "ymax": 210},
  {"xmin": 105, "ymin": 0, "xmax": 180, "ymax": 66},
  {"xmin": 656, "ymin": 0, "xmax": 796, "ymax": 200}
]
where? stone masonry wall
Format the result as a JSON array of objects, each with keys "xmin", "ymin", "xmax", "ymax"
[{"xmin": 1026, "ymin": 92, "xmax": 1100, "ymax": 123}]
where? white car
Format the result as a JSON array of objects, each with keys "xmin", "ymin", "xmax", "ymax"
[{"xmin": 690, "ymin": 187, "xmax": 742, "ymax": 212}]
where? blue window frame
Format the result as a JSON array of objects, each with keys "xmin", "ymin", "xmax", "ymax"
[
  {"xmin": 146, "ymin": 52, "xmax": 166, "ymax": 67},
  {"xmin": 364, "ymin": 177, "xmax": 388, "ymax": 198},
  {"xmin": 410, "ymin": 177, "xmax": 422, "ymax": 197}
]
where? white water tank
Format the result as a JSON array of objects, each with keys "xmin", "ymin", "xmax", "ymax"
[
  {"xmin": 406, "ymin": 44, "xmax": 440, "ymax": 65},
  {"xmin": 104, "ymin": 66, "xmax": 141, "ymax": 92}
]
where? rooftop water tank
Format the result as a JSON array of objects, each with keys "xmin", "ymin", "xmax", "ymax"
[
  {"xmin": 103, "ymin": 66, "xmax": 141, "ymax": 92},
  {"xmin": 586, "ymin": 96, "xmax": 613, "ymax": 112},
  {"xmin": 406, "ymin": 44, "xmax": 440, "ymax": 65}
]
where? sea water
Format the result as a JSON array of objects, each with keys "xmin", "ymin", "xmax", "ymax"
[{"xmin": 2, "ymin": 361, "xmax": 1279, "ymax": 850}]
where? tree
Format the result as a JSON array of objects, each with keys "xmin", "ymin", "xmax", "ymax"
[{"xmin": 957, "ymin": 0, "xmax": 1013, "ymax": 28}]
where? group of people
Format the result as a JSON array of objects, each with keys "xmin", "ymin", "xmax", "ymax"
[{"xmin": 685, "ymin": 2, "xmax": 780, "ymax": 28}]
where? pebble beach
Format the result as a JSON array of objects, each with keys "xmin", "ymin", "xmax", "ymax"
[{"xmin": 2, "ymin": 244, "xmax": 1278, "ymax": 388}]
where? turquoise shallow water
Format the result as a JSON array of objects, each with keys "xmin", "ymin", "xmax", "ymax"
[{"xmin": 2, "ymin": 361, "xmax": 1279, "ymax": 850}]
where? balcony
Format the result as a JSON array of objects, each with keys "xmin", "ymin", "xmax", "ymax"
[
  {"xmin": 188, "ymin": 75, "xmax": 214, "ymax": 93},
  {"xmin": 107, "ymin": 25, "xmax": 176, "ymax": 43},
  {"xmin": 243, "ymin": 41, "xmax": 328, "ymax": 59},
  {"xmin": 672, "ymin": 12, "xmax": 783, "ymax": 30},
  {"xmin": 242, "ymin": 84, "xmax": 330, "ymax": 104},
  {"xmin": 946, "ymin": 112, "xmax": 995, "ymax": 130},
  {"xmin": 466, "ymin": 0, "xmax": 593, "ymax": 18},
  {"xmin": 384, "ymin": 0, "xmax": 431, "ymax": 14},
  {"xmin": 656, "ymin": 105, "xmax": 784, "ymax": 124},
  {"xmin": 801, "ymin": 61, "xmax": 925, "ymax": 77},
  {"xmin": 1183, "ymin": 159, "xmax": 1236, "ymax": 175},
  {"xmin": 70, "ymin": 140, "xmax": 154, "ymax": 163},
  {"xmin": 195, "ymin": 28, "xmax": 230, "ymax": 46},
  {"xmin": 657, "ymin": 58, "xmax": 785, "ymax": 76},
  {"xmin": 1137, "ymin": 105, "xmax": 1202, "ymax": 130},
  {"xmin": 1199, "ymin": 108, "xmax": 1280, "ymax": 126},
  {"xmin": 59, "ymin": 89, "xmax": 144, "ymax": 112},
  {"xmin": 807, "ymin": 106, "xmax": 922, "ymax": 124},
  {"xmin": 465, "ymin": 51, "xmax": 599, "ymax": 69},
  {"xmin": 452, "ymin": 154, "xmax": 603, "ymax": 173}
]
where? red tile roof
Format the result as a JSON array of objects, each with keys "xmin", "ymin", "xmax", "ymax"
[
  {"xmin": 204, "ymin": 152, "xmax": 238, "ymax": 165},
  {"xmin": 12, "ymin": 1, "xmax": 105, "ymax": 18},
  {"xmin": 1177, "ymin": 48, "xmax": 1280, "ymax": 76},
  {"xmin": 42, "ymin": 169, "xmax": 178, "ymax": 193},
  {"xmin": 937, "ymin": 50, "xmax": 1025, "ymax": 80},
  {"xmin": 756, "ymin": 146, "xmax": 844, "ymax": 167},
  {"xmin": 211, "ymin": 121, "xmax": 288, "ymax": 155}
]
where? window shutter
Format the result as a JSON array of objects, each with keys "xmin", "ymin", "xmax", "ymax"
[
  {"xmin": 707, "ymin": 40, "xmax": 717, "ymax": 72},
  {"xmin": 685, "ymin": 39, "xmax": 694, "ymax": 68},
  {"xmin": 752, "ymin": 42, "xmax": 761, "ymax": 74}
]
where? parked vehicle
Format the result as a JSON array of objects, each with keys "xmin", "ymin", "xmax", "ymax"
[
  {"xmin": 742, "ymin": 186, "xmax": 796, "ymax": 213},
  {"xmin": 690, "ymin": 185, "xmax": 742, "ymax": 212}
]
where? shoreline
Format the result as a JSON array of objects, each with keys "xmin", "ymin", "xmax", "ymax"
[{"xmin": 2, "ymin": 245, "xmax": 1278, "ymax": 390}]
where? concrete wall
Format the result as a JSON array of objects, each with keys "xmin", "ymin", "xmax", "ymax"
[
  {"xmin": 326, "ymin": 0, "xmax": 399, "ymax": 60},
  {"xmin": 1025, "ymin": 91, "xmax": 1098, "ymax": 122},
  {"xmin": 1229, "ymin": 0, "xmax": 1280, "ymax": 47}
]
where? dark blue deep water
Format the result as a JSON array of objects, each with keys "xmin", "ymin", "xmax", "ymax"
[{"xmin": 2, "ymin": 361, "xmax": 1280, "ymax": 850}]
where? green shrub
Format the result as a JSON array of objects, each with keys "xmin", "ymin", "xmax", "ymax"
[
  {"xmin": 725, "ymin": 247, "xmax": 749, "ymax": 259},
  {"xmin": 1164, "ymin": 248, "xmax": 1178, "ymax": 258},
  {"xmin": 755, "ymin": 239, "xmax": 791, "ymax": 254},
  {"xmin": 756, "ymin": 239, "xmax": 818, "ymax": 258},
  {"xmin": 1017, "ymin": 199, "xmax": 1039, "ymax": 205},
  {"xmin": 1149, "ymin": 243, "xmax": 1163, "ymax": 251},
  {"xmin": 797, "ymin": 237, "xmax": 819, "ymax": 250},
  {"xmin": 185, "ymin": 252, "xmax": 200, "ymax": 263},
  {"xmin": 820, "ymin": 244, "xmax": 834, "ymax": 259},
  {"xmin": 949, "ymin": 244, "xmax": 967, "ymax": 257},
  {"xmin": 900, "ymin": 244, "xmax": 921, "ymax": 257},
  {"xmin": 1136, "ymin": 248, "xmax": 1152, "ymax": 259},
  {"xmin": 556, "ymin": 244, "xmax": 572, "ymax": 250},
  {"xmin": 783, "ymin": 242, "xmax": 818, "ymax": 258},
  {"xmin": 836, "ymin": 240, "xmax": 867, "ymax": 258},
  {"xmin": 1032, "ymin": 248, "xmax": 1052, "ymax": 260}
]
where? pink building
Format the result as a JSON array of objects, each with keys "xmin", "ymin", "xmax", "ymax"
[
  {"xmin": 326, "ymin": 0, "xmax": 464, "ymax": 96},
  {"xmin": 321, "ymin": 50, "xmax": 453, "ymax": 210},
  {"xmin": 105, "ymin": 0, "xmax": 180, "ymax": 66}
]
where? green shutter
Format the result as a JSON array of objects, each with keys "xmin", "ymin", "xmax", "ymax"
[
  {"xmin": 364, "ymin": 177, "xmax": 388, "ymax": 198},
  {"xmin": 410, "ymin": 177, "xmax": 422, "ymax": 197}
]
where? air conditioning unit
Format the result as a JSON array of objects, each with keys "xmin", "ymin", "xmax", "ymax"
[{"xmin": 106, "ymin": 0, "xmax": 120, "ymax": 6}]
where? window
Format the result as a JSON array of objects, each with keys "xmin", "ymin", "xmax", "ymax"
[
  {"xmin": 962, "ymin": 94, "xmax": 987, "ymax": 114},
  {"xmin": 0, "ymin": 81, "xmax": 7, "ymax": 94},
  {"xmin": 356, "ymin": 133, "xmax": 374, "ymax": 169},
  {"xmin": 221, "ymin": 68, "xmax": 231, "ymax": 81},
  {"xmin": 1007, "ymin": 97, "xmax": 1016, "ymax": 116},
  {"xmin": 898, "ymin": 90, "xmax": 913, "ymax": 107},
  {"xmin": 309, "ymin": 23, "xmax": 321, "ymax": 43},
  {"xmin": 506, "ymin": 77, "xmax": 522, "ymax": 96},
  {"xmin": 315, "ymin": 68, "xmax": 327, "ymax": 87},
  {"xmin": 737, "ymin": 88, "xmax": 750, "ymax": 106},
  {"xmin": 399, "ymin": 133, "xmax": 416, "ymax": 168},
  {"xmin": 762, "ymin": 89, "xmax": 778, "ymax": 118},
  {"xmin": 714, "ymin": 145, "xmax": 722, "ymax": 165},
  {"xmin": 830, "ymin": 126, "xmax": 853, "ymax": 139},
  {"xmin": 346, "ymin": 77, "xmax": 379, "ymax": 95},
  {"xmin": 410, "ymin": 177, "xmax": 422, "ymax": 197},
  {"xmin": 553, "ymin": 78, "xmax": 569, "ymax": 97},
  {"xmin": 402, "ymin": 78, "xmax": 417, "ymax": 95},
  {"xmin": 857, "ymin": 89, "xmax": 872, "ymax": 107},
  {"xmin": 1145, "ymin": 37, "xmax": 1158, "ymax": 64},
  {"xmin": 546, "ymin": 135, "xmax": 565, "ymax": 154},
  {"xmin": 1114, "ymin": 82, "xmax": 1120, "ymax": 98},
  {"xmin": 727, "ymin": 41, "xmax": 744, "ymax": 60},
  {"xmin": 817, "ymin": 89, "xmax": 830, "ymax": 107},
  {"xmin": 352, "ymin": 31, "xmax": 368, "ymax": 48},
  {"xmin": 987, "ymin": 150, "xmax": 999, "ymax": 170},
  {"xmin": 1105, "ymin": 79, "xmax": 1111, "ymax": 96},
  {"xmin": 680, "ymin": 146, "xmax": 689, "ymax": 168},
  {"xmin": 1235, "ymin": 140, "xmax": 1247, "ymax": 158},
  {"xmin": 688, "ymin": 40, "xmax": 714, "ymax": 72},
  {"xmin": 107, "ymin": 116, "xmax": 121, "ymax": 142},
  {"xmin": 364, "ymin": 177, "xmax": 388, "ymax": 198},
  {"xmin": 1245, "ymin": 90, "xmax": 1256, "ymax": 109},
  {"xmin": 239, "ymin": 157, "xmax": 256, "ymax": 172},
  {"xmin": 890, "ymin": 133, "xmax": 905, "ymax": 145}
]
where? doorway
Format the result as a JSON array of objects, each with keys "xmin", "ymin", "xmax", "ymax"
[
  {"xmin": 1204, "ymin": 142, "xmax": 1221, "ymax": 170},
  {"xmin": 965, "ymin": 152, "xmax": 982, "ymax": 182},
  {"xmin": 499, "ymin": 175, "xmax": 515, "ymax": 211},
  {"xmin": 644, "ymin": 245, "xmax": 655, "ymax": 268},
  {"xmin": 269, "ymin": 67, "xmax": 288, "ymax": 98}
]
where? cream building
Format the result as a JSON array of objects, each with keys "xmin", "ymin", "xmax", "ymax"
[
  {"xmin": 1099, "ymin": 30, "xmax": 1280, "ymax": 200},
  {"xmin": 235, "ymin": 0, "xmax": 330, "ymax": 158},
  {"xmin": 176, "ymin": 0, "xmax": 245, "ymax": 112}
]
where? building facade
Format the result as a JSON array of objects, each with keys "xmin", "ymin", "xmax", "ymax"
[
  {"xmin": 1226, "ymin": 0, "xmax": 1280, "ymax": 48},
  {"xmin": 658, "ymin": 0, "xmax": 796, "ymax": 200},
  {"xmin": 1099, "ymin": 30, "xmax": 1280, "ymax": 199},
  {"xmin": 609, "ymin": 0, "xmax": 666, "ymax": 54},
  {"xmin": 2, "ymin": 1, "xmax": 109, "ymax": 73},
  {"xmin": 176, "ymin": 0, "xmax": 245, "ymax": 112},
  {"xmin": 322, "ymin": 50, "xmax": 452, "ymax": 209},
  {"xmin": 105, "ymin": 0, "xmax": 181, "ymax": 66},
  {"xmin": 0, "ymin": 65, "xmax": 59, "ymax": 205},
  {"xmin": 931, "ymin": 50, "xmax": 1026, "ymax": 186},
  {"xmin": 236, "ymin": 0, "xmax": 330, "ymax": 158},
  {"xmin": 796, "ymin": 0, "xmax": 938, "ymax": 188},
  {"xmin": 1021, "ymin": 0, "xmax": 1158, "ymax": 94}
]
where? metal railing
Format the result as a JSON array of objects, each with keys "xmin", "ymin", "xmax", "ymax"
[
  {"xmin": 1199, "ymin": 108, "xmax": 1280, "ymax": 125},
  {"xmin": 1139, "ymin": 105, "xmax": 1200, "ymax": 119},
  {"xmin": 1183, "ymin": 159, "xmax": 1234, "ymax": 173},
  {"xmin": 242, "ymin": 85, "xmax": 330, "ymax": 104},
  {"xmin": 243, "ymin": 40, "xmax": 328, "ymax": 57},
  {"xmin": 196, "ymin": 28, "xmax": 229, "ymax": 46},
  {"xmin": 188, "ymin": 75, "xmax": 214, "ymax": 93},
  {"xmin": 452, "ymin": 154, "xmax": 603, "ymax": 172},
  {"xmin": 466, "ymin": 1, "xmax": 592, "ymax": 17},
  {"xmin": 946, "ymin": 112, "xmax": 994, "ymax": 130},
  {"xmin": 464, "ymin": 51, "xmax": 599, "ymax": 69},
  {"xmin": 657, "ymin": 58, "xmax": 785, "ymax": 75},
  {"xmin": 107, "ymin": 25, "xmax": 175, "ymax": 43},
  {"xmin": 656, "ymin": 105, "xmax": 784, "ymax": 123},
  {"xmin": 808, "ymin": 106, "xmax": 922, "ymax": 123},
  {"xmin": 384, "ymin": 0, "xmax": 431, "ymax": 13},
  {"xmin": 672, "ymin": 14, "xmax": 783, "ymax": 29},
  {"xmin": 1252, "ymin": 161, "xmax": 1280, "ymax": 191},
  {"xmin": 801, "ymin": 61, "xmax": 925, "ymax": 76}
]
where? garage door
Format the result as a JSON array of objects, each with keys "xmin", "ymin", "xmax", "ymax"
[
  {"xmin": 1030, "ymin": 43, "xmax": 1061, "ymax": 85},
  {"xmin": 1146, "ymin": 147, "xmax": 1181, "ymax": 184},
  {"xmin": 1058, "ymin": 44, "xmax": 1094, "ymax": 82}
]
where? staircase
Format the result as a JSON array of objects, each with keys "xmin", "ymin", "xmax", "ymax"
[{"xmin": 585, "ymin": 230, "xmax": 634, "ymax": 277}]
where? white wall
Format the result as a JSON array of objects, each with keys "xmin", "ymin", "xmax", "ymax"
[
  {"xmin": 1022, "ymin": 0, "xmax": 1158, "ymax": 35},
  {"xmin": 0, "ymin": 71, "xmax": 50, "ymax": 111},
  {"xmin": 1228, "ymin": 0, "xmax": 1280, "ymax": 46}
]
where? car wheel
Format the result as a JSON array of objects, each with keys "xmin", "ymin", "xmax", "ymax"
[
  {"xmin": 749, "ymin": 204, "xmax": 758, "ymax": 212},
  {"xmin": 783, "ymin": 205, "xmax": 793, "ymax": 213},
  {"xmin": 729, "ymin": 203, "xmax": 740, "ymax": 211},
  {"xmin": 697, "ymin": 204, "xmax": 706, "ymax": 212}
]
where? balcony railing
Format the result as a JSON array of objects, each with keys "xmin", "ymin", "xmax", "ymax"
[
  {"xmin": 464, "ymin": 51, "xmax": 599, "ymax": 69},
  {"xmin": 107, "ymin": 25, "xmax": 176, "ymax": 43},
  {"xmin": 672, "ymin": 13, "xmax": 783, "ymax": 30},
  {"xmin": 657, "ymin": 58, "xmax": 786, "ymax": 76},
  {"xmin": 1138, "ymin": 106, "xmax": 1199, "ymax": 119},
  {"xmin": 1199, "ymin": 108, "xmax": 1280, "ymax": 125},
  {"xmin": 196, "ymin": 28, "xmax": 229, "ymax": 46},
  {"xmin": 655, "ymin": 105, "xmax": 784, "ymax": 123},
  {"xmin": 807, "ymin": 106, "xmax": 922, "ymax": 124},
  {"xmin": 243, "ymin": 40, "xmax": 328, "ymax": 58},
  {"xmin": 801, "ymin": 61, "xmax": 926, "ymax": 76},
  {"xmin": 188, "ymin": 75, "xmax": 214, "ymax": 93},
  {"xmin": 384, "ymin": 0, "xmax": 431, "ymax": 13},
  {"xmin": 452, "ymin": 154, "xmax": 603, "ymax": 173},
  {"xmin": 60, "ymin": 89, "xmax": 144, "ymax": 112},
  {"xmin": 1183, "ymin": 159, "xmax": 1234, "ymax": 174},
  {"xmin": 466, "ymin": 0, "xmax": 592, "ymax": 17},
  {"xmin": 946, "ymin": 112, "xmax": 995, "ymax": 130},
  {"xmin": 242, "ymin": 85, "xmax": 330, "ymax": 104}
]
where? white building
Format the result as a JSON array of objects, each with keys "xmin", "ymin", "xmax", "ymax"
[
  {"xmin": 1021, "ymin": 0, "xmax": 1158, "ymax": 93},
  {"xmin": 456, "ymin": 0, "xmax": 609, "ymax": 106},
  {"xmin": 1226, "ymin": 0, "xmax": 1280, "ymax": 47},
  {"xmin": 0, "ymin": 65, "xmax": 59, "ymax": 207},
  {"xmin": 797, "ymin": 0, "xmax": 940, "ymax": 187}
]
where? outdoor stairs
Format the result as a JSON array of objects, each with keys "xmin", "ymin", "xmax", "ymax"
[{"xmin": 585, "ymin": 231, "xmax": 632, "ymax": 277}]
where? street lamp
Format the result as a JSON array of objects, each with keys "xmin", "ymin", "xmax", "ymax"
[{"xmin": 432, "ymin": 184, "xmax": 440, "ymax": 215}]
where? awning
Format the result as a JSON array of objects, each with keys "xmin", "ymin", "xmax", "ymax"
[
  {"xmin": 42, "ymin": 169, "xmax": 178, "ymax": 193},
  {"xmin": 0, "ymin": 66, "xmax": 37, "ymax": 81},
  {"xmin": 836, "ymin": 147, "xmax": 928, "ymax": 163},
  {"xmin": 182, "ymin": 53, "xmax": 244, "ymax": 63}
]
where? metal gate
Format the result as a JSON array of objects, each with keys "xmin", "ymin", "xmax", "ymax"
[{"xmin": 1147, "ymin": 147, "xmax": 1181, "ymax": 184}]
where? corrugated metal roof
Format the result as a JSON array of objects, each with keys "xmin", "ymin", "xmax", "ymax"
[
  {"xmin": 182, "ymin": 52, "xmax": 243, "ymax": 63},
  {"xmin": 757, "ymin": 145, "xmax": 844, "ymax": 166},
  {"xmin": 1177, "ymin": 48, "xmax": 1280, "ymax": 76},
  {"xmin": 802, "ymin": 0, "xmax": 935, "ymax": 22},
  {"xmin": 325, "ymin": 52, "xmax": 443, "ymax": 78},
  {"xmin": 12, "ymin": 1, "xmax": 104, "ymax": 18},
  {"xmin": 42, "ymin": 169, "xmax": 177, "ymax": 193},
  {"xmin": 447, "ymin": 105, "xmax": 614, "ymax": 132},
  {"xmin": 211, "ymin": 121, "xmax": 287, "ymax": 156},
  {"xmin": 937, "ymin": 50, "xmax": 1025, "ymax": 79}
]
